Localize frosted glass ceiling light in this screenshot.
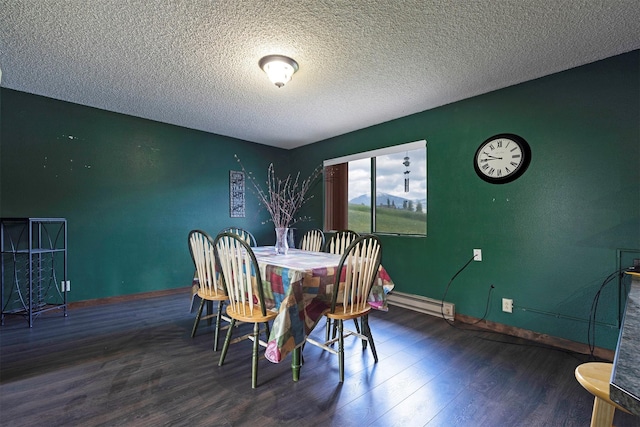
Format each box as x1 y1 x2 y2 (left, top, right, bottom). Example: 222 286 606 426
259 55 299 88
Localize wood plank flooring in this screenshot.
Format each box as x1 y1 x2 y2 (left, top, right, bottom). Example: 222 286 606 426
1 291 637 426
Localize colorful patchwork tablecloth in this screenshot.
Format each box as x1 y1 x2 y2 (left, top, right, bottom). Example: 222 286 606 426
191 246 394 364
252 247 394 363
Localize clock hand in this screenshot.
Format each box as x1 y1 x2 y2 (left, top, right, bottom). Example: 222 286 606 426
483 152 503 160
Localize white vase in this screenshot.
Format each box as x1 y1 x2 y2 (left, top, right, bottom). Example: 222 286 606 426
274 227 289 255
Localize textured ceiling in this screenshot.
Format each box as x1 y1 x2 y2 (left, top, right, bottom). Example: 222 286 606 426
1 1 639 149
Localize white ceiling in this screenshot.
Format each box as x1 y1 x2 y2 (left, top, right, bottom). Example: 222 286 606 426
1 1 639 149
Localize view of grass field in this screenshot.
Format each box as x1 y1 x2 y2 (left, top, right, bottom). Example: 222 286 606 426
348 204 426 235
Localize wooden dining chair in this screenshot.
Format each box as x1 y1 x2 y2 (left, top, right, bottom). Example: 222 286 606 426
324 229 361 338
214 232 278 388
324 229 359 255
306 234 382 382
219 226 257 247
188 230 230 351
299 229 325 252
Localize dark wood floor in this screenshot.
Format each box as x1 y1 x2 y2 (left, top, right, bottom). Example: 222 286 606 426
1 292 637 427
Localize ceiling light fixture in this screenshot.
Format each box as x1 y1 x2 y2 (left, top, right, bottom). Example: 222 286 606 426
259 55 299 88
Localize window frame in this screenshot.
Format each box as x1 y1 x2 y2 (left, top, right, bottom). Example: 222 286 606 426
323 140 427 236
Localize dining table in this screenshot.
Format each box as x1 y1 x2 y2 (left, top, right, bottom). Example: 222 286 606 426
192 245 395 381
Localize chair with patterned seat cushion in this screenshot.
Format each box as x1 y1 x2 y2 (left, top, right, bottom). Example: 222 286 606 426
214 232 278 388
306 234 382 382
188 230 230 351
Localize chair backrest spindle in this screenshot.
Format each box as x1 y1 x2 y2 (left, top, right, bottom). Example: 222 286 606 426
188 230 225 298
214 232 267 317
331 235 382 314
300 229 325 252
220 227 257 247
325 230 359 255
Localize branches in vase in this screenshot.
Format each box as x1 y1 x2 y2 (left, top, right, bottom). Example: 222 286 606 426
234 155 322 228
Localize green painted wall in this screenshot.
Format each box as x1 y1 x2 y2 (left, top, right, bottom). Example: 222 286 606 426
0 90 287 302
1 52 638 350
291 51 640 349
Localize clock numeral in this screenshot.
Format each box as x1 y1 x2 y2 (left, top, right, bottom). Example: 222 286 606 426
475 134 530 183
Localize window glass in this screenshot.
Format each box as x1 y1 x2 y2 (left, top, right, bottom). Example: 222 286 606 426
324 141 426 236
347 158 372 233
375 148 426 234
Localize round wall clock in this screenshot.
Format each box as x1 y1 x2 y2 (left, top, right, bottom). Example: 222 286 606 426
473 133 531 184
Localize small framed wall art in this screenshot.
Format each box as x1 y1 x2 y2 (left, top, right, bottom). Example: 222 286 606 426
229 170 245 217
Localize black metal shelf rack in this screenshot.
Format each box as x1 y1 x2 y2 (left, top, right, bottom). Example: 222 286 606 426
1 218 68 327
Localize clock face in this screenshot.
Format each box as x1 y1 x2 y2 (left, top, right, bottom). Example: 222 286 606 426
474 134 531 184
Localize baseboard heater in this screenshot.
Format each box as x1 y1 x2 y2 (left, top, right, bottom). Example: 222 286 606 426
386 291 455 321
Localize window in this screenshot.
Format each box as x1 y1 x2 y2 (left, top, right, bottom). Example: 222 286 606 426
324 140 427 236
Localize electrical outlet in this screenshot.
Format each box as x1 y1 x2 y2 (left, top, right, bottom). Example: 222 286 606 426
473 249 482 261
502 298 513 313
66 281 70 292
61 280 70 292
